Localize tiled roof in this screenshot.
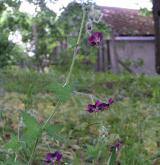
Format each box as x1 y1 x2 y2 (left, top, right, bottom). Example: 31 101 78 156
100 6 154 36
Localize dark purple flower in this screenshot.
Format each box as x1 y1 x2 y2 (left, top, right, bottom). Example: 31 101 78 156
86 100 110 113
95 100 102 107
111 140 123 152
45 153 51 163
108 98 114 105
44 151 62 164
87 104 96 113
88 32 103 46
98 102 109 110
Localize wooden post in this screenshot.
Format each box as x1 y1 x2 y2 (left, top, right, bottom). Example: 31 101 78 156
110 33 120 73
96 45 100 71
106 40 111 70
152 0 160 74
96 40 107 71
102 40 107 71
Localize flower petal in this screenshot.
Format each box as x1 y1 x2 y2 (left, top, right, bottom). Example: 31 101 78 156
87 32 103 46
98 103 109 110
108 98 114 105
87 104 96 113
95 100 102 107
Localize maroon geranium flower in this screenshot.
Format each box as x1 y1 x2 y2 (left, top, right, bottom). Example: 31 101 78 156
110 140 123 152
87 104 96 113
44 151 62 164
98 102 109 110
86 100 110 113
108 98 114 105
88 32 103 46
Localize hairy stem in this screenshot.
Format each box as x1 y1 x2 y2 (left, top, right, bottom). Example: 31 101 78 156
63 8 86 87
27 101 60 165
28 138 39 165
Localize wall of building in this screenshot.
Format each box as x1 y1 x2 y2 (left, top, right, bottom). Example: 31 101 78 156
109 38 156 74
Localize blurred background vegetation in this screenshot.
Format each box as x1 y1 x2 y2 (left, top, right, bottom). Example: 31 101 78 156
0 0 109 71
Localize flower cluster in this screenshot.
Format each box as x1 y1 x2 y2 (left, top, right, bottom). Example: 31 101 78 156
111 140 123 152
87 32 103 46
86 98 113 113
44 151 62 164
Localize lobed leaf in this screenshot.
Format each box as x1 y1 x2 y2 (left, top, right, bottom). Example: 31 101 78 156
48 82 72 102
21 112 41 145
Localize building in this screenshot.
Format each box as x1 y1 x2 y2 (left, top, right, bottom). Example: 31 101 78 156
97 6 155 74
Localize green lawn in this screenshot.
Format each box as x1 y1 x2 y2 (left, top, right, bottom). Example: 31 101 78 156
0 68 160 164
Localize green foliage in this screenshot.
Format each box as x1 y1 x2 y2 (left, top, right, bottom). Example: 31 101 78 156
31 8 61 59
44 124 64 140
107 148 116 165
0 0 28 68
86 143 107 160
5 135 20 152
0 33 13 68
139 8 152 16
48 82 72 102
0 0 61 69
21 112 41 145
1 68 160 164
0 158 21 165
152 150 160 160
58 2 83 38
3 69 54 94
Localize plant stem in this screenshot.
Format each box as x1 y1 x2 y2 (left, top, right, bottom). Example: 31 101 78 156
42 100 60 129
27 101 60 165
63 8 86 87
28 137 39 165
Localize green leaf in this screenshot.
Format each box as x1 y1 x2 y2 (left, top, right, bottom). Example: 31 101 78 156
67 36 77 48
151 150 160 160
48 82 72 102
21 112 41 145
86 144 99 159
44 124 64 140
2 159 21 165
107 147 117 165
5 135 20 151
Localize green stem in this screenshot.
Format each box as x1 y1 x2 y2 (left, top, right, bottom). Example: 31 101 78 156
28 138 39 165
63 8 86 87
27 101 60 165
42 101 60 129
107 148 116 165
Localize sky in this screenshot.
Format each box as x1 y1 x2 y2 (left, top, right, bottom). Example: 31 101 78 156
20 0 152 16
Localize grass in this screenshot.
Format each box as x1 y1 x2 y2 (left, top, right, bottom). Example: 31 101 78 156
0 67 160 164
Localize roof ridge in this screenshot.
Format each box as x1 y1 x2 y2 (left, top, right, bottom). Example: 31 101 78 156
98 6 139 11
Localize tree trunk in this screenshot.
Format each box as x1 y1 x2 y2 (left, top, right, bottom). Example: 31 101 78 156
152 0 160 74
